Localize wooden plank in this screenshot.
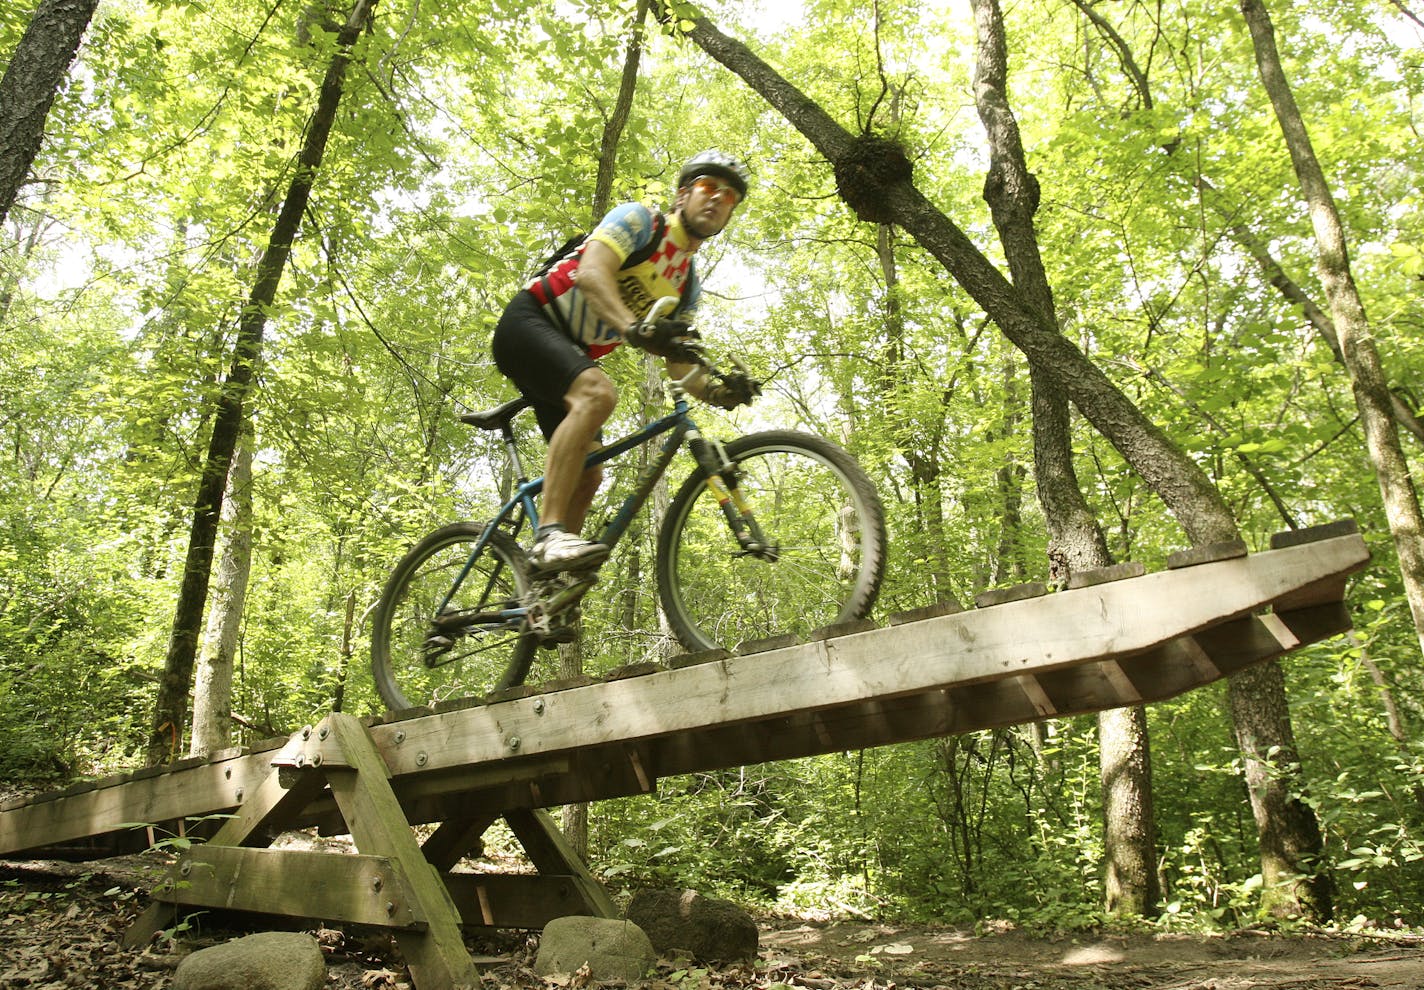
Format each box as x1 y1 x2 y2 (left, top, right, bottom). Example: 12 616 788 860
503 809 617 920
344 534 1365 780
0 732 301 857
323 714 478 990
0 534 1366 864
157 846 426 929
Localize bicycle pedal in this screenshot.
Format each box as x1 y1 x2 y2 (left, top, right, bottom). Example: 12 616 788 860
538 625 579 648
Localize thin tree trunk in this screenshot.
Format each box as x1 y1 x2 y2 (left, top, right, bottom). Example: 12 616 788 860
0 0 98 226
558 0 650 857
970 0 1159 917
1240 0 1424 666
1209 195 1424 445
189 425 254 757
147 0 377 765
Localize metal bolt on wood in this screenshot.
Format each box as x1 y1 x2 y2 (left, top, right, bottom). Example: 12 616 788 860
302 725 312 740
533 698 545 715
394 731 406 744
507 736 521 751
416 752 428 767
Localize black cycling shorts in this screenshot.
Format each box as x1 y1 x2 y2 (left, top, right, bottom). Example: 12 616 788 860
492 290 600 440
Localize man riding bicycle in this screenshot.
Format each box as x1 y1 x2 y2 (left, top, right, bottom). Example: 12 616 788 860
492 149 760 574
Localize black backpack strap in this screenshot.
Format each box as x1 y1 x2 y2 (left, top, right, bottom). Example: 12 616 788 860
621 212 666 269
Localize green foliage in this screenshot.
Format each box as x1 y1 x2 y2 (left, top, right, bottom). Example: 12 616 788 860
3 0 1424 935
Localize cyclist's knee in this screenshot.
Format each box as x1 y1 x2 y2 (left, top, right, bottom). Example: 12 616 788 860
566 368 617 421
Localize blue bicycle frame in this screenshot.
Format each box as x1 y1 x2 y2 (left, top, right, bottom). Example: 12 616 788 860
437 390 763 629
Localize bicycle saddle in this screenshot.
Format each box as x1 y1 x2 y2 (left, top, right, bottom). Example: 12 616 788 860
460 396 533 432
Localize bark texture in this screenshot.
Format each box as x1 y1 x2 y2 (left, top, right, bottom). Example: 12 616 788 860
189 428 253 758
147 0 377 764
970 0 1158 916
0 0 99 225
1241 0 1424 668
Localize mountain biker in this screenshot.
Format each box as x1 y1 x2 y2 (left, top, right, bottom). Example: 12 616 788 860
492 150 760 574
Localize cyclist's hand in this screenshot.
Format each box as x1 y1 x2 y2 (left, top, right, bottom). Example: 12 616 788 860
625 316 700 359
704 371 761 410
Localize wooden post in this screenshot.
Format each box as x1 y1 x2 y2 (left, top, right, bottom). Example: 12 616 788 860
323 713 479 990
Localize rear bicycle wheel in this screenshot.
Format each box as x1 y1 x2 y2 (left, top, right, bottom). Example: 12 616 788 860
371 522 536 711
656 430 887 654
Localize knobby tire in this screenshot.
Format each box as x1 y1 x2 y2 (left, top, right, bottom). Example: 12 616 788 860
371 522 536 711
656 430 887 654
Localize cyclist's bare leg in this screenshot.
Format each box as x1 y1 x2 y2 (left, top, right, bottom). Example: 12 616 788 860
541 366 615 535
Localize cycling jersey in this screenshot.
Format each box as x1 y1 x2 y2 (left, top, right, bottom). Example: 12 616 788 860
528 203 702 359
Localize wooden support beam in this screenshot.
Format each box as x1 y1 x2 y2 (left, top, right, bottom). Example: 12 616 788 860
422 812 500 874
322 714 478 990
503 809 617 920
158 846 427 929
444 873 595 930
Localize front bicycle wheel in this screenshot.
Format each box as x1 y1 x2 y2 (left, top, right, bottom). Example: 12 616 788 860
371 522 537 711
656 430 887 654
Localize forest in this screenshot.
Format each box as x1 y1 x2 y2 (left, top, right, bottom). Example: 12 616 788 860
2 0 1424 938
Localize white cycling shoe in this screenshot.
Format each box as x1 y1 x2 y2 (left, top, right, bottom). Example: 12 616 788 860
530 530 609 574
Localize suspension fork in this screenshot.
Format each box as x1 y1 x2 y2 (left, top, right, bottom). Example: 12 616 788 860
685 432 779 560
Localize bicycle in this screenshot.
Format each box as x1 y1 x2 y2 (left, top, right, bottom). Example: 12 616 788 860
370 302 888 712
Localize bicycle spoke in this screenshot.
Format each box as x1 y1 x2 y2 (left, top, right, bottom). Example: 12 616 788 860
371 524 537 710
658 432 886 653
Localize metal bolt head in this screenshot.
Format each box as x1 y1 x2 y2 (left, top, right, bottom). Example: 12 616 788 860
179 860 192 877
318 725 329 741
416 752 428 767
507 736 521 751
301 725 312 740
313 753 324 768
533 698 546 715
385 901 396 915
372 876 384 892
394 730 406 744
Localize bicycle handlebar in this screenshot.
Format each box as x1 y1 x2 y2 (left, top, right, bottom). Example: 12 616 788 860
630 298 761 408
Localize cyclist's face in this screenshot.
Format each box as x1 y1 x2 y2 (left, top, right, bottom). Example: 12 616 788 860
679 175 739 240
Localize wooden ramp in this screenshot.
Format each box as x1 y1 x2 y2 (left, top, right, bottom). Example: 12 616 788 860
0 522 1368 990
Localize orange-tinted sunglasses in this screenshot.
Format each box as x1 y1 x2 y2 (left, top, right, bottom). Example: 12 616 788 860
690 175 743 206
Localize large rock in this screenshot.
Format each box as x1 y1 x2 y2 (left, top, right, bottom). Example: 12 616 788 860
535 915 657 982
625 888 759 962
173 932 325 990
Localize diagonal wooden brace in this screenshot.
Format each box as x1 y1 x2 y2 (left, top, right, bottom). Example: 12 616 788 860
322 713 478 990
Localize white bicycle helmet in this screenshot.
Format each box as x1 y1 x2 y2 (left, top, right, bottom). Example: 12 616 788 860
678 150 752 199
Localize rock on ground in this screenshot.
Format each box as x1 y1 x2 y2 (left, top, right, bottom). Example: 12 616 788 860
535 915 657 982
173 931 325 990
626 888 759 961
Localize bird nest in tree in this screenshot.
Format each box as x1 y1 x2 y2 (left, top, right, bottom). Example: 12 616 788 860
834 135 914 224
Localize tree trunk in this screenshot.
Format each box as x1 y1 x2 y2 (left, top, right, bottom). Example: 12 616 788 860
1241 0 1424 667
189 425 254 758
558 0 650 858
146 0 377 765
665 0 1332 920
970 0 1158 917
0 0 98 226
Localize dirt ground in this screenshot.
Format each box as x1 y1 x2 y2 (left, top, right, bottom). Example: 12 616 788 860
3 854 1424 990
